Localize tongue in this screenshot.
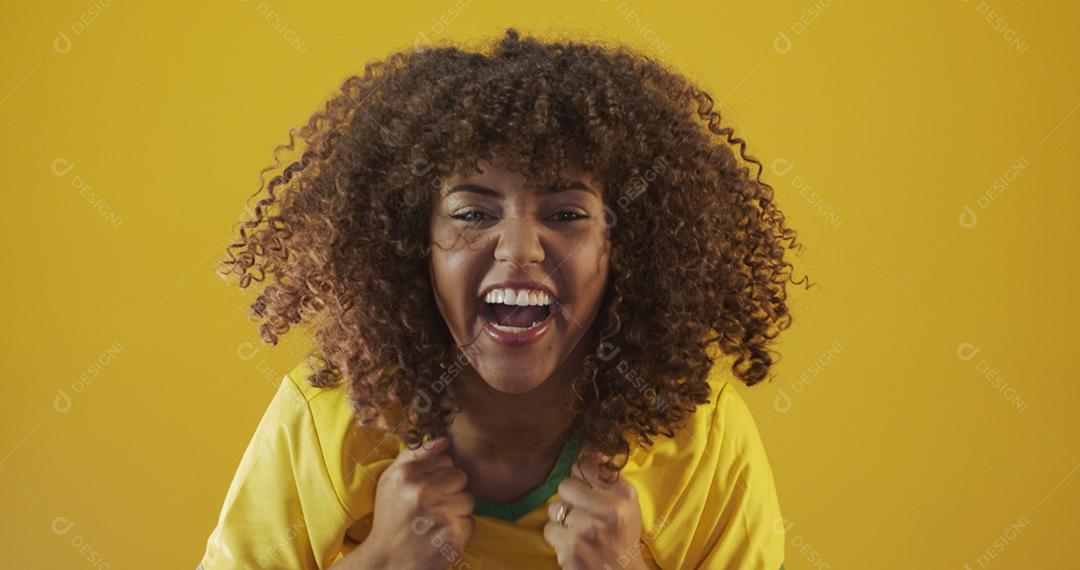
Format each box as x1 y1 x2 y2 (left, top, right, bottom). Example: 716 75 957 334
491 303 547 327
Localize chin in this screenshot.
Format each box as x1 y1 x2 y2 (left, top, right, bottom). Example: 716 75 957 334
478 368 550 395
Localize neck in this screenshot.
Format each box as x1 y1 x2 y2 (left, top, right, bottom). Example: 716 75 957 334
448 367 578 464
446 326 599 472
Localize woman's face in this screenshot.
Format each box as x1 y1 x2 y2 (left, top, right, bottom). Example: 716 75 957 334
429 156 611 395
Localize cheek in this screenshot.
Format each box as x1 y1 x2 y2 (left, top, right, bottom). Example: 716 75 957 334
429 230 486 322
431 252 466 305
563 240 611 308
429 223 463 286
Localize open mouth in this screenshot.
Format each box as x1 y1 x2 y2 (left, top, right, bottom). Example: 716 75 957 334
481 301 553 332
475 287 557 345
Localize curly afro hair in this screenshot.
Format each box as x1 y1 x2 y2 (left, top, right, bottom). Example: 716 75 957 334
219 27 809 480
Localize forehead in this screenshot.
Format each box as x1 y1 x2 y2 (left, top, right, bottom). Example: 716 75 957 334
442 157 603 198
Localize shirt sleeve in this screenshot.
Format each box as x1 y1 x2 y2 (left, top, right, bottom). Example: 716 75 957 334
692 383 786 569
198 373 350 570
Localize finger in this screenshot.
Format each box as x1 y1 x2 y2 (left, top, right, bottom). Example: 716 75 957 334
542 518 571 551
438 490 475 517
557 476 611 517
543 519 582 569
546 500 569 525
461 513 475 534
453 514 476 546
548 499 590 533
427 466 469 495
418 453 454 474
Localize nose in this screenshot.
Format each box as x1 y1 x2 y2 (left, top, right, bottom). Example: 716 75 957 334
494 217 546 266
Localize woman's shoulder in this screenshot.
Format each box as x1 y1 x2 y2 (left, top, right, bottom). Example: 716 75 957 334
200 359 405 569
279 359 405 523
622 356 757 476
624 357 786 569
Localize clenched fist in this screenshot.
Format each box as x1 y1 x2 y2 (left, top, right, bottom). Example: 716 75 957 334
543 448 648 570
334 435 475 570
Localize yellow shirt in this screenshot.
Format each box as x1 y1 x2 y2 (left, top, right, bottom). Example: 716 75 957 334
198 357 786 569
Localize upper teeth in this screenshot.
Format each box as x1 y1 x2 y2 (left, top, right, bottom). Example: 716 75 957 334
484 288 554 306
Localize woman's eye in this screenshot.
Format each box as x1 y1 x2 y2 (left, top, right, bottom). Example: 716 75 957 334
552 211 589 222
450 210 588 224
451 210 492 223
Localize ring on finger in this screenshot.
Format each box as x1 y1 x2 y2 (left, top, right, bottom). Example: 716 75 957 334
555 502 572 528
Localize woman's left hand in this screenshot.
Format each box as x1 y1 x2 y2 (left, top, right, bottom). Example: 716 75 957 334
543 447 649 570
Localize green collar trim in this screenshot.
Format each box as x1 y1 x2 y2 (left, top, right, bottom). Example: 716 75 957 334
472 423 585 523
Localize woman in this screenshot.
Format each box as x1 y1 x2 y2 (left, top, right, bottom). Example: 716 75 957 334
200 28 804 569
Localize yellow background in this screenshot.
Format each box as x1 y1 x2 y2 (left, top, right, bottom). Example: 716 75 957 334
2 0 1077 567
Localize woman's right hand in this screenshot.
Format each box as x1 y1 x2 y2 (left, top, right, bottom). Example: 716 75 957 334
337 435 475 570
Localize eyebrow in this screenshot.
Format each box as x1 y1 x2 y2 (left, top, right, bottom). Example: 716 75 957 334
446 180 599 198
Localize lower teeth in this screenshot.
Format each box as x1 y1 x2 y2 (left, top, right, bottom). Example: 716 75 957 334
490 320 543 333
483 302 552 333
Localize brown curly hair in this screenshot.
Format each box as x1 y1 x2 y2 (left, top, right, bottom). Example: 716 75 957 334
218 27 809 481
